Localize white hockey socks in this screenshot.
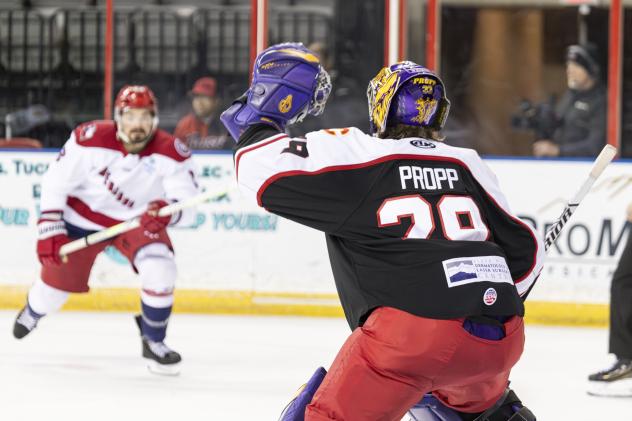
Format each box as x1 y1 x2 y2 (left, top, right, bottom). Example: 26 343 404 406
28 278 70 316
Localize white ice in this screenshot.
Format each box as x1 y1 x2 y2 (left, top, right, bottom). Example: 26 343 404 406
1 311 631 420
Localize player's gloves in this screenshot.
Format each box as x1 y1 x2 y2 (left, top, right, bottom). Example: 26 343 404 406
37 210 71 267
140 200 171 234
221 42 332 142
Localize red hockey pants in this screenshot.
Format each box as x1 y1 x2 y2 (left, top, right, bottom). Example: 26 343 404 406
305 306 525 420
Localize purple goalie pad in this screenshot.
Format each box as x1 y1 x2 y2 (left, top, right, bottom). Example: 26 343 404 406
407 394 463 421
278 367 327 421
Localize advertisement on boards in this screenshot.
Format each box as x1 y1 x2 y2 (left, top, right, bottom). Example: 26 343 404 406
0 151 629 304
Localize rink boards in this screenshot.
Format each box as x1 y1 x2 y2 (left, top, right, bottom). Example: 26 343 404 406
1 149 630 326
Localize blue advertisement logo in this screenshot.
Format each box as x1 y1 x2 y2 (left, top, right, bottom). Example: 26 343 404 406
0 207 29 226
212 213 278 231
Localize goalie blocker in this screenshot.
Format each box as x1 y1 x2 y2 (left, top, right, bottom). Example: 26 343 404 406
220 42 331 140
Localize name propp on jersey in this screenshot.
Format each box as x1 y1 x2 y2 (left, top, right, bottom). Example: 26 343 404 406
398 165 459 191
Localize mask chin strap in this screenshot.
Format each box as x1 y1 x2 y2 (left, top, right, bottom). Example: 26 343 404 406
114 111 159 145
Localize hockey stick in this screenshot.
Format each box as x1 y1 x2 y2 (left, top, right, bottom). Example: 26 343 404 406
58 188 230 258
544 144 617 251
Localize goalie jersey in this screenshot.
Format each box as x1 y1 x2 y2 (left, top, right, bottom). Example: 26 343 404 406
235 125 545 329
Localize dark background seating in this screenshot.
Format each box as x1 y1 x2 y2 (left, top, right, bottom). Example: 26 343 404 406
0 0 352 146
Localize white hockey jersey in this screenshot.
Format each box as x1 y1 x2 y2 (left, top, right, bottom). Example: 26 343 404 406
40 120 199 231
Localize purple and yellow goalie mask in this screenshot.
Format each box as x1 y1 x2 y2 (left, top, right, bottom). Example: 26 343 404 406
367 61 450 136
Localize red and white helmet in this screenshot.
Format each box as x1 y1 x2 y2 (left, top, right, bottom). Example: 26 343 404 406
114 85 159 143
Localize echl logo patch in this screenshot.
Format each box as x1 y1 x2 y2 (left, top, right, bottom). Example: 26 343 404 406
174 138 191 158
483 288 497 306
410 139 436 149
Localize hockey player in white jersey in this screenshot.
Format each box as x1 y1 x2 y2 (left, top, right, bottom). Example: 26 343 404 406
222 44 543 420
12 85 199 375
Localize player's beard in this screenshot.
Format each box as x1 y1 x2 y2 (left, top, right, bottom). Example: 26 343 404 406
123 129 151 154
194 110 213 120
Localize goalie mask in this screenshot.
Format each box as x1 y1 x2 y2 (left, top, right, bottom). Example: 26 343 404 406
367 61 450 136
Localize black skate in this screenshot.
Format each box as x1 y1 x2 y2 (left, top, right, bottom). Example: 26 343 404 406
134 314 181 376
587 358 632 397
13 307 40 339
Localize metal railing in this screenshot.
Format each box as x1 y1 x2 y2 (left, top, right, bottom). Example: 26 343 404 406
0 5 333 125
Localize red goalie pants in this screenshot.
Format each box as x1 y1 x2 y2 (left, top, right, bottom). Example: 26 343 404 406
41 226 173 293
305 306 525 421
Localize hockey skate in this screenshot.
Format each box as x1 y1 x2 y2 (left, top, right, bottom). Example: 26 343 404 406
587 358 632 397
134 315 181 376
13 306 40 339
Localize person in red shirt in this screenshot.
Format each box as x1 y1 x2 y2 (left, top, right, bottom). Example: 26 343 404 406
174 77 231 150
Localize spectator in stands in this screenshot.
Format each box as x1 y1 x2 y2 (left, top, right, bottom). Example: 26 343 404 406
3 104 71 148
532 43 606 157
291 41 368 136
174 77 231 150
587 201 632 396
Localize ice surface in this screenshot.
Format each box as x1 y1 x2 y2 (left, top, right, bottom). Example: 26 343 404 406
1 311 630 420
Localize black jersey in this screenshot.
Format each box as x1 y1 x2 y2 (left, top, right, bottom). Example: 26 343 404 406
235 125 545 329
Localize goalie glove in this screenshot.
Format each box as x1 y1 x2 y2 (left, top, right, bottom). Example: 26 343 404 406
221 42 332 142
37 210 70 267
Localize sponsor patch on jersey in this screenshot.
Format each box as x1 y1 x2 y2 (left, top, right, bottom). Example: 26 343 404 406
409 139 436 149
174 138 191 158
78 123 97 142
442 256 513 288
483 288 497 306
